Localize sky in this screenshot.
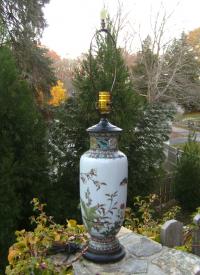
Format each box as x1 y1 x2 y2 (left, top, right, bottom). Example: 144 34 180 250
41 0 200 59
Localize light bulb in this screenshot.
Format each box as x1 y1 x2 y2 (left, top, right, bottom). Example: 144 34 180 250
100 8 107 20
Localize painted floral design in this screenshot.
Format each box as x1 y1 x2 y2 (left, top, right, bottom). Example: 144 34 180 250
80 199 100 232
120 177 128 186
81 186 126 237
80 169 107 191
85 188 92 207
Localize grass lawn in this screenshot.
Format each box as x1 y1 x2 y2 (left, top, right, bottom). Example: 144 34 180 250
172 143 185 150
174 112 200 131
172 141 200 150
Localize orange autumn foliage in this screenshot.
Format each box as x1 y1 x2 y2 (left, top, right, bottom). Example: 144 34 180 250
187 28 200 57
48 80 68 106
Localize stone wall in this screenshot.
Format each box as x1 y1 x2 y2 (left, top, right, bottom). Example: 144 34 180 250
73 227 200 275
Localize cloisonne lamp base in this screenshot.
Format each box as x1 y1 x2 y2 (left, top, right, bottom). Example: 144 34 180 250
80 118 128 264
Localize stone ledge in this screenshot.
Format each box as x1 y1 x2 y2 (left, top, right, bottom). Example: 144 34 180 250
73 227 200 275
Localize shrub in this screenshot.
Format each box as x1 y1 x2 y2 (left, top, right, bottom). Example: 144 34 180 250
175 139 200 211
0 46 50 271
6 199 87 275
125 194 180 242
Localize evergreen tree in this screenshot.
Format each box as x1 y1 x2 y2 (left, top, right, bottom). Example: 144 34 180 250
0 47 50 270
0 0 55 97
175 139 200 211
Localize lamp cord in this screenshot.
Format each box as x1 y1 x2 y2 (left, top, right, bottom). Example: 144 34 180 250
47 242 84 256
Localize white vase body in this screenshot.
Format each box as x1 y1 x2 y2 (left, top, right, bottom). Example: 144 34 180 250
80 119 128 262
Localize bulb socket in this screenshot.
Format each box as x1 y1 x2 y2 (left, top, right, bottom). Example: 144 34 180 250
97 91 111 115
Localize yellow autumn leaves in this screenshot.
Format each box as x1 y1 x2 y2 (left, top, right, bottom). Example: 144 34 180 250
6 198 87 274
35 80 69 107
7 219 85 266
48 80 68 106
67 219 77 228
8 247 21 266
187 28 200 59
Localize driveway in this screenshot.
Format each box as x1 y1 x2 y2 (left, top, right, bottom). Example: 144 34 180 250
169 126 200 145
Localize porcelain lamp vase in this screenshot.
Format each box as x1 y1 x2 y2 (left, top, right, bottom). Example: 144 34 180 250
80 117 128 263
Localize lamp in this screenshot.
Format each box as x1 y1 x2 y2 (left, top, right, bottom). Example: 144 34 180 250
80 8 128 263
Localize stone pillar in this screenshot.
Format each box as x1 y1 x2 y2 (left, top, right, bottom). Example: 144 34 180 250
192 214 200 256
160 219 183 247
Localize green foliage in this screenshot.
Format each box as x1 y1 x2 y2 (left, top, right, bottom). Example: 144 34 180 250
0 0 55 97
0 46 50 271
74 19 141 152
162 205 182 223
80 199 99 231
175 138 200 211
174 206 200 253
0 0 50 42
6 199 87 275
0 18 8 46
175 245 190 252
125 194 180 242
14 43 56 97
47 99 82 223
73 24 140 141
125 194 160 240
191 207 200 222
